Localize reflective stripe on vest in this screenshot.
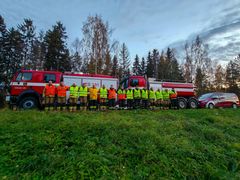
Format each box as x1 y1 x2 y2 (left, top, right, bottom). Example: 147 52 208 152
141 90 148 99
100 88 108 98
134 89 141 98
149 90 156 99
126 90 133 99
79 86 88 97
155 91 163 100
70 86 79 97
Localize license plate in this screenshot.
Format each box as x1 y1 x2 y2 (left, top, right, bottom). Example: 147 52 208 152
5 96 10 102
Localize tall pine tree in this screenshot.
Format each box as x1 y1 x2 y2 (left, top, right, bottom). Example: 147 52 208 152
18 19 36 69
119 43 130 79
139 57 146 76
0 15 7 83
111 55 119 77
132 54 141 75
146 51 154 78
4 28 24 84
44 22 70 71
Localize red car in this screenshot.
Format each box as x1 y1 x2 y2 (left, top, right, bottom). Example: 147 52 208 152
198 92 239 109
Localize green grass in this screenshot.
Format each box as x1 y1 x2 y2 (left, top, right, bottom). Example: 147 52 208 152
0 109 240 179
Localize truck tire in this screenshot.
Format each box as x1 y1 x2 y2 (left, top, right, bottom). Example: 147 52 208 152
208 103 214 109
178 97 187 109
232 103 238 109
188 98 198 109
19 97 38 109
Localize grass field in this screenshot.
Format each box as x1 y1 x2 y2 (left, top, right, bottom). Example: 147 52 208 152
0 108 240 179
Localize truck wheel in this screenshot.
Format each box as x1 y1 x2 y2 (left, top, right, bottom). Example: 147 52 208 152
178 98 187 109
208 103 214 109
188 98 198 109
232 103 237 109
19 97 38 109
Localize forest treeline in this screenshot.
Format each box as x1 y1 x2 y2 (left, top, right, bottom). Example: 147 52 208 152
0 15 239 96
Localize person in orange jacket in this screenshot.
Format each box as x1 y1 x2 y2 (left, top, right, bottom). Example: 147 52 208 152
169 88 178 109
42 80 56 111
56 81 69 111
108 85 117 110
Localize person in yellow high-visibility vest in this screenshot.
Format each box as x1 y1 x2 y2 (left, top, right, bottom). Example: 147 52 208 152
162 89 170 110
155 88 163 109
99 84 108 111
141 88 148 109
126 88 134 109
133 86 141 109
89 84 98 111
149 87 156 110
78 83 88 111
69 83 79 112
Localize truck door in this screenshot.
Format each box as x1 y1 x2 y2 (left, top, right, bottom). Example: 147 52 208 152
12 72 33 95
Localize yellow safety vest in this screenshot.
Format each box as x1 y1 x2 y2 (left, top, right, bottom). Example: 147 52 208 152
79 86 88 97
70 86 79 98
99 88 108 99
126 90 133 99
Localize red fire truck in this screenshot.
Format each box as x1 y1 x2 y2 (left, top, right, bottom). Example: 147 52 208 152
7 70 198 109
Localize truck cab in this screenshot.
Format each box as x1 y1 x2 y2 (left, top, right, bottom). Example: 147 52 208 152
9 70 62 109
121 76 147 89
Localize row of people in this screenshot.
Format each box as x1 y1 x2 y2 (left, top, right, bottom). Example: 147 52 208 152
42 81 178 111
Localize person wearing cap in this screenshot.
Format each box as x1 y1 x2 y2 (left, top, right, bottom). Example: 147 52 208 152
79 83 88 111
99 84 108 110
42 80 56 111
89 84 98 110
108 85 117 110
69 82 79 112
56 81 69 111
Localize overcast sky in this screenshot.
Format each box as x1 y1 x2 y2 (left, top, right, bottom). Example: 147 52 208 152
0 0 240 64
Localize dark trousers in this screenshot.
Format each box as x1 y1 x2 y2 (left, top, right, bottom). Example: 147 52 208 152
109 99 115 108
134 98 141 109
89 100 97 110
119 99 125 108
142 99 148 109
170 98 178 109
127 99 133 109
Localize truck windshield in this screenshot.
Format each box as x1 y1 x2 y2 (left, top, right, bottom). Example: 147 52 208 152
16 72 32 81
198 93 213 100
130 79 139 87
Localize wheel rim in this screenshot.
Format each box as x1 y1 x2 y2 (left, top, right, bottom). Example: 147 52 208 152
179 101 186 109
209 104 214 109
190 101 197 109
23 100 35 109
233 104 237 109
